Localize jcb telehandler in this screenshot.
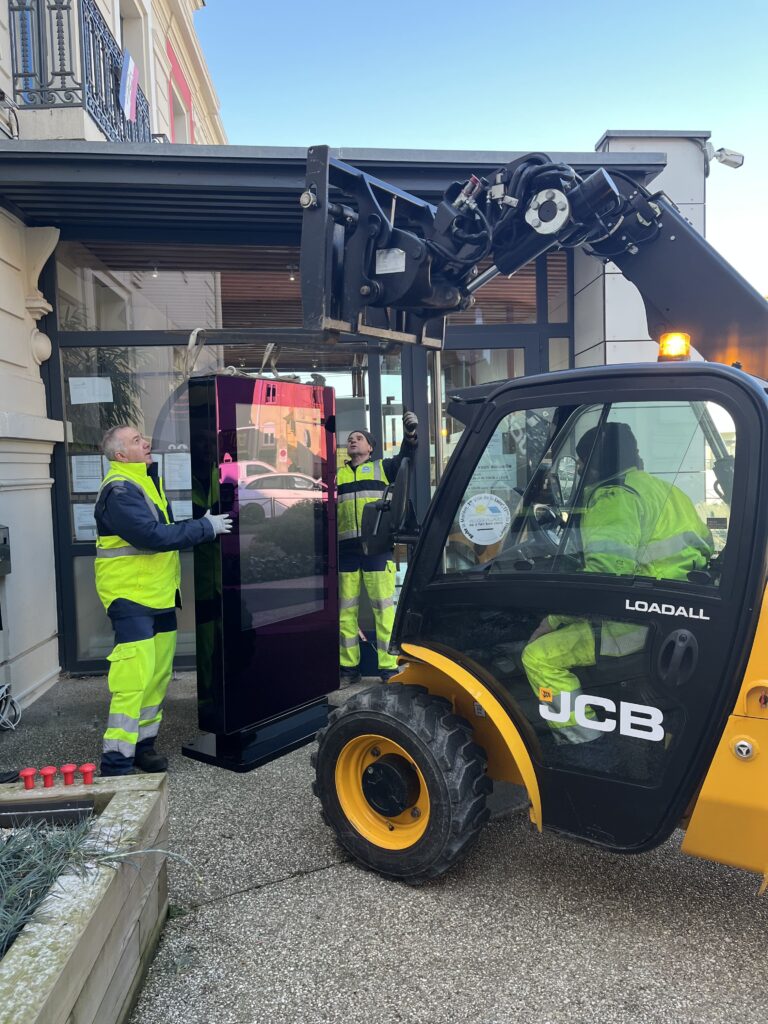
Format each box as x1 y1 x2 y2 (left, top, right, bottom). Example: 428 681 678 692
301 146 768 885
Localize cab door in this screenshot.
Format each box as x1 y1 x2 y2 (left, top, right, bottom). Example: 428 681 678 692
396 365 767 851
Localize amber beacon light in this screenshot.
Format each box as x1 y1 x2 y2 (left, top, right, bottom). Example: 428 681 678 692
658 332 691 362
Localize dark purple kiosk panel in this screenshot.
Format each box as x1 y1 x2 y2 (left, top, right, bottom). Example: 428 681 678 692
184 374 338 770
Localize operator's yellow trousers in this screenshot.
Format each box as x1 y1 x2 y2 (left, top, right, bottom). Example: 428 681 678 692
102 611 177 774
521 620 598 743
339 551 398 672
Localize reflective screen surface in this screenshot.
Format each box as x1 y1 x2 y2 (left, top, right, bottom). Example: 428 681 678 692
190 375 338 735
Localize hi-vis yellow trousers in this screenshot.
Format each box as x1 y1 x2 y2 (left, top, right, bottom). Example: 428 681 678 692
339 551 398 673
522 620 598 744
102 611 177 774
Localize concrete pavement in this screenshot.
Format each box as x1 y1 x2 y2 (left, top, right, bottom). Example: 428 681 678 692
1 672 766 1024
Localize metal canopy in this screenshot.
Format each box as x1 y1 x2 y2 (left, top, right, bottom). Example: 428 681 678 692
0 140 667 245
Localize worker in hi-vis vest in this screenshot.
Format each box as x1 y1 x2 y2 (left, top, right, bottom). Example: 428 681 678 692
337 412 418 683
94 425 231 776
522 422 713 743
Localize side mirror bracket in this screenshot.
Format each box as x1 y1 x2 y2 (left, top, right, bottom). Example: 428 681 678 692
361 458 416 555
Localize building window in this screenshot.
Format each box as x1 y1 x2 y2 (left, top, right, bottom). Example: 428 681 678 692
170 85 190 143
448 259 537 326
547 251 569 323
119 0 148 96
166 39 194 143
55 241 304 331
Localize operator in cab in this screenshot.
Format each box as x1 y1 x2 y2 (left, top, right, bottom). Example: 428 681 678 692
338 412 418 684
522 422 714 743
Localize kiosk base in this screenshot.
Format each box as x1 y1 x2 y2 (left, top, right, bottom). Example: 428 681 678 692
182 699 330 773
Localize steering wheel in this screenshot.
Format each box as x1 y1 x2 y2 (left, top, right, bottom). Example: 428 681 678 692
530 502 565 553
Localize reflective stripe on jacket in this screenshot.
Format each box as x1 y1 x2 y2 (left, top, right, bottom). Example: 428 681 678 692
580 468 713 580
549 468 713 656
337 459 390 545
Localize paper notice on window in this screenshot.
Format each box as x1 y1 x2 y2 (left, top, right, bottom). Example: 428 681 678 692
172 500 193 521
69 377 114 405
71 455 105 493
73 504 97 542
163 452 192 490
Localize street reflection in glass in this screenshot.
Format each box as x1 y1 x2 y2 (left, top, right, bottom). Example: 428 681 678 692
233 386 330 631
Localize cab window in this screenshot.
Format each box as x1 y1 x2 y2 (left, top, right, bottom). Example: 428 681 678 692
443 405 558 573
443 399 735 585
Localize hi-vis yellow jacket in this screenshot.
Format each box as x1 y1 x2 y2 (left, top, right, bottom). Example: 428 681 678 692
549 468 714 655
336 436 418 552
337 459 391 548
94 461 214 612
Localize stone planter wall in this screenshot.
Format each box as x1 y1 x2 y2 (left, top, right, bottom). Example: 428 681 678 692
0 774 169 1024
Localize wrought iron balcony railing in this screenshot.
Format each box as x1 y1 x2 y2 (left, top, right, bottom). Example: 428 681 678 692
9 0 152 143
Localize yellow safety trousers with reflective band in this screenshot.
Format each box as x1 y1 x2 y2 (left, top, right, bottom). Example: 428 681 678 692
103 628 176 759
525 469 713 741
339 561 398 671
522 621 598 743
95 462 180 611
337 459 390 543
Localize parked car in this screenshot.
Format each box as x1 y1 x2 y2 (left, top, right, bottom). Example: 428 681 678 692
220 455 275 486
238 472 326 524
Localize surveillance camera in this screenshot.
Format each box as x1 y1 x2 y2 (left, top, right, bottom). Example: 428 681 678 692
714 147 745 169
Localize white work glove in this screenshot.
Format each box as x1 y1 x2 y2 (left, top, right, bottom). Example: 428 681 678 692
204 509 233 536
403 411 418 438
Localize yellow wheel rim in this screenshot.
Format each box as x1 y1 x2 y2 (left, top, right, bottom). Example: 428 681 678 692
335 734 431 850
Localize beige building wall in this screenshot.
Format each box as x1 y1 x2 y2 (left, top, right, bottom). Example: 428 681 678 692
0 0 224 705
3 0 225 145
573 132 709 368
151 0 226 144
0 216 63 705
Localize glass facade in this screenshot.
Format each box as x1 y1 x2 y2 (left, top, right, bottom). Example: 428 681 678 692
56 241 304 331
58 339 375 664
52 239 573 671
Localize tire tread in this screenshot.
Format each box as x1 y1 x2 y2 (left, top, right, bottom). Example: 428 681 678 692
313 683 492 883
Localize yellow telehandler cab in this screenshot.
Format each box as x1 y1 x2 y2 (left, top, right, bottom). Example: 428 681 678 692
302 148 768 885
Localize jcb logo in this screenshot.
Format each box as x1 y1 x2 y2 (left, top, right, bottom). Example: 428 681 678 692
539 692 664 742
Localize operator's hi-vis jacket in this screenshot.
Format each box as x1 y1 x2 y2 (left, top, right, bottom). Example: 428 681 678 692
95 460 214 614
337 436 417 553
548 467 714 654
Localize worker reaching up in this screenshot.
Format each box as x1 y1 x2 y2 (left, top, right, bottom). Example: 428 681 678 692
522 422 713 744
338 412 418 684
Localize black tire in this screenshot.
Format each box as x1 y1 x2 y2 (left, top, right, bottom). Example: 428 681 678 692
312 683 492 883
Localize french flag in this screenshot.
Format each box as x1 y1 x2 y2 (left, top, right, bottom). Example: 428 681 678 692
119 51 139 122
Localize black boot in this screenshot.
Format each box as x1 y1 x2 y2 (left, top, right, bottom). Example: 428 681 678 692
0 769 19 784
134 747 168 773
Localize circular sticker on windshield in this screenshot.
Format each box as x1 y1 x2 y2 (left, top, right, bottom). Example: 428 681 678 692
458 493 511 545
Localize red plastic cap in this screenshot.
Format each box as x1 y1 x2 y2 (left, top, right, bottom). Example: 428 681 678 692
78 762 96 784
40 766 57 788
19 767 37 790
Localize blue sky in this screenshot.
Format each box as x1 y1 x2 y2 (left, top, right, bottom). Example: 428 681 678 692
195 0 767 293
